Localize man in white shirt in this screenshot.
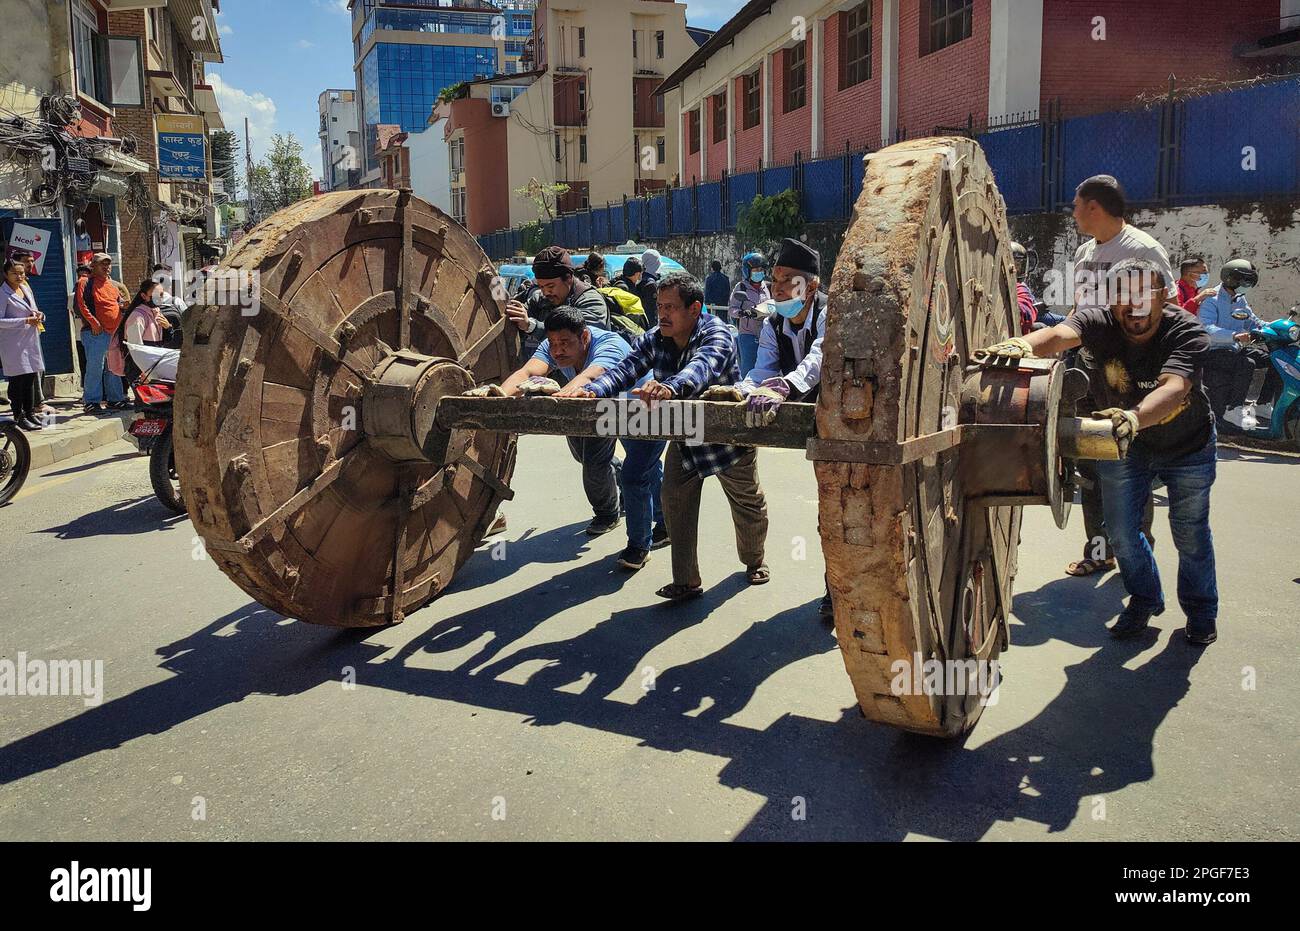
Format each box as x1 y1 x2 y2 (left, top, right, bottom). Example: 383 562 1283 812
709 237 829 617
1066 175 1168 578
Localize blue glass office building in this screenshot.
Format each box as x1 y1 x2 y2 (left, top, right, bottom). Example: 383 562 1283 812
352 1 535 176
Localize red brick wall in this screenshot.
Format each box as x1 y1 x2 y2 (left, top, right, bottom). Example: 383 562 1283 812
897 0 990 137
770 41 813 164
1039 0 1284 117
706 93 728 181
822 7 882 154
733 73 763 174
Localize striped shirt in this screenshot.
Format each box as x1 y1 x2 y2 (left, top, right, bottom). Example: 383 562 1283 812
587 311 745 478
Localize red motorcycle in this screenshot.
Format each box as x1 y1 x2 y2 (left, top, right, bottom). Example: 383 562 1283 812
127 380 184 513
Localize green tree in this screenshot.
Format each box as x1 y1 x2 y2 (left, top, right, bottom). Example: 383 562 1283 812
210 129 240 201
247 133 313 220
735 189 804 250
438 82 467 106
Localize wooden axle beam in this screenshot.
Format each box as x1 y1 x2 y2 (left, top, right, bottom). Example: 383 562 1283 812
434 396 818 450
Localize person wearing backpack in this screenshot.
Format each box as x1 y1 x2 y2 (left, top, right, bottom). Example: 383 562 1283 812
505 246 610 362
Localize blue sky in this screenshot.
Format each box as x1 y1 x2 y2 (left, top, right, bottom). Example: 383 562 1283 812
211 0 737 182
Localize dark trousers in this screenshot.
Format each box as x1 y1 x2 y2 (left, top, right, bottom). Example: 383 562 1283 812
6 372 39 422
566 435 621 521
1203 346 1270 418
1077 458 1154 562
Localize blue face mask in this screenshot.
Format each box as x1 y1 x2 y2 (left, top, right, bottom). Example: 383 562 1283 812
1196 273 1210 288
773 297 803 318
749 270 765 283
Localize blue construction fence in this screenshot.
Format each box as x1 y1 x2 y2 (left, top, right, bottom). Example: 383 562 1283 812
479 77 1300 259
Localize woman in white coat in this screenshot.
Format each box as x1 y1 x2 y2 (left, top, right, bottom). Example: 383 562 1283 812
0 259 46 431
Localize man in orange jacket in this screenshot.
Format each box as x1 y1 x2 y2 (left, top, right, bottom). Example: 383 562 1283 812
75 252 129 412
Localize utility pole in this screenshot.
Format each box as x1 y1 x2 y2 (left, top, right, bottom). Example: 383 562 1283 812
244 116 256 224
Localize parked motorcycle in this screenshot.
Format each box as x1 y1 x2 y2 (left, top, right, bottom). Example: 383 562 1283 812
1223 307 1300 448
0 417 31 507
126 380 184 513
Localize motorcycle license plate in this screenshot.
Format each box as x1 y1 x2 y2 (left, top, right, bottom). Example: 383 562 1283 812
130 419 167 438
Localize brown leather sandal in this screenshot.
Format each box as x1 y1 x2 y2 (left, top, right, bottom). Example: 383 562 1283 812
1065 557 1115 577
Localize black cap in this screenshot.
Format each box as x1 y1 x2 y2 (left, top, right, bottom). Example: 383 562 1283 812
775 237 819 277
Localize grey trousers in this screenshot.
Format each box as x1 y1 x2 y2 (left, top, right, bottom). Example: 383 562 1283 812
662 443 768 586
567 435 621 521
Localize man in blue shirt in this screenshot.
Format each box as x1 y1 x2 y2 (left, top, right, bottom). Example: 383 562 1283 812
574 272 770 602
1197 259 1270 426
467 307 668 566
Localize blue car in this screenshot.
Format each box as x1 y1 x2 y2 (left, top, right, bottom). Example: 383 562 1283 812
497 252 687 298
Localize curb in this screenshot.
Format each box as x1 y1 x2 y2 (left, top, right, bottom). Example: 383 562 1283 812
26 412 136 469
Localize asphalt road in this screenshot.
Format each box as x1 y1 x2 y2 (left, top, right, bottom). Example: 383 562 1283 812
0 435 1295 840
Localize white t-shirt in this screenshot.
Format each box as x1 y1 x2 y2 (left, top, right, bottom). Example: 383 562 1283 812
1073 223 1175 315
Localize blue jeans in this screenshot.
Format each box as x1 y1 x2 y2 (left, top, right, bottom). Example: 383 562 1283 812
619 438 665 550
737 333 759 378
1095 439 1218 632
81 329 124 405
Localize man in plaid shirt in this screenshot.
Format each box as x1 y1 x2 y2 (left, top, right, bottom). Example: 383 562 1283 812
580 272 770 602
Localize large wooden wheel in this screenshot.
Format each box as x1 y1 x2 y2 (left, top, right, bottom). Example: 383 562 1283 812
176 191 517 627
816 138 1023 736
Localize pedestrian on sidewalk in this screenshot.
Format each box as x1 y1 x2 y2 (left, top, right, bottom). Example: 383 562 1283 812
576 272 770 602
978 258 1220 646
704 260 731 317
0 259 47 432
75 253 129 414
8 249 54 419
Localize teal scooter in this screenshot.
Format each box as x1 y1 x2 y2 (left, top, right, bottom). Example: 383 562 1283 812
1225 306 1300 449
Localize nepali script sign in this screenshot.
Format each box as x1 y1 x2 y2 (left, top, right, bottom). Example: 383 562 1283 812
156 113 207 181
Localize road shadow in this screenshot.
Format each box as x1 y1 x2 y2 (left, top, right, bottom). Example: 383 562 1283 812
1011 573 1128 648
0 568 1205 839
36 494 187 539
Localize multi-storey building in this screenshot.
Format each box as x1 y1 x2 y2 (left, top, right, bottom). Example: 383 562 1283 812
348 0 537 185
662 0 1295 184
106 0 225 289
442 0 696 235
0 0 217 383
318 89 360 191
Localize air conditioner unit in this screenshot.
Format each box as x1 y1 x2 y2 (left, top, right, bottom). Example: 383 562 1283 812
491 101 511 118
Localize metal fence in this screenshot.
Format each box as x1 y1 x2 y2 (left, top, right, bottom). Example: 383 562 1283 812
479 77 1300 259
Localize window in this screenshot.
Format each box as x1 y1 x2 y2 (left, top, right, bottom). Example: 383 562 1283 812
742 72 760 130
451 188 467 226
579 134 587 163
577 79 586 115
688 109 700 155
711 93 727 144
656 30 665 59
840 1 872 89
634 133 640 163
554 132 562 162
73 0 99 99
784 42 806 112
332 116 338 122
656 136 665 166
632 30 638 58
923 0 972 55
578 26 585 57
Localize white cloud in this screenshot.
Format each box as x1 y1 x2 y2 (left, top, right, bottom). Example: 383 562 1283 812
313 0 350 15
296 39 316 49
219 24 233 36
208 72 278 160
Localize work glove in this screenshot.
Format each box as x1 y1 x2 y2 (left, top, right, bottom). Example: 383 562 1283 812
700 385 744 402
972 336 1034 367
463 384 505 398
1092 407 1140 459
519 376 562 396
745 378 791 428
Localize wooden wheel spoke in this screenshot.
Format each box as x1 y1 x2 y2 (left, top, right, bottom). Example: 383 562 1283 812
458 317 506 371
206 454 348 555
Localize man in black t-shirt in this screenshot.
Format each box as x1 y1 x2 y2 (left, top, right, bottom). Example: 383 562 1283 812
976 258 1219 646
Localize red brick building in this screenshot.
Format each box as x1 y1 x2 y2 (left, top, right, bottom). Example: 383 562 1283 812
663 0 1292 183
